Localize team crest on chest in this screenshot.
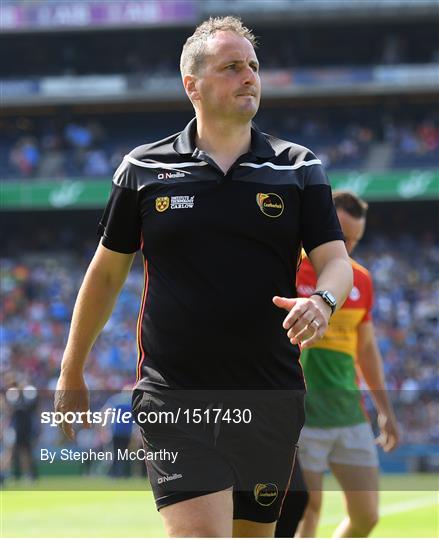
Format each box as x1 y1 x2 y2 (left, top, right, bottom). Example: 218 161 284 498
155 196 170 212
256 193 284 218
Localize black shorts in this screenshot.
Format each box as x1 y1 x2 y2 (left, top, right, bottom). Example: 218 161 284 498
132 389 305 523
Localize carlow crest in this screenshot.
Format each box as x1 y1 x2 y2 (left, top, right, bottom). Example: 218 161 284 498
155 196 170 212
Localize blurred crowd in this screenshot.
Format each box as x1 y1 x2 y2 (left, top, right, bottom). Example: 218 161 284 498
2 108 438 180
1 235 438 463
4 117 125 181
359 236 439 445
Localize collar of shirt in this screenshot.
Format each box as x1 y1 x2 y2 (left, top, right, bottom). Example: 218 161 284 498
173 117 276 161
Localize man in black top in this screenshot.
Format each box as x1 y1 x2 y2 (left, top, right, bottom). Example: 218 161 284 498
55 16 352 537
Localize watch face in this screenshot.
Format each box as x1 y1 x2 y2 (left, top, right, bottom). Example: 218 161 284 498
324 291 337 306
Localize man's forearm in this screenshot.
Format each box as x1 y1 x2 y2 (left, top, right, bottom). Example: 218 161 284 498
61 249 133 375
363 356 395 418
358 345 396 419
369 387 395 419
61 267 123 374
315 257 353 312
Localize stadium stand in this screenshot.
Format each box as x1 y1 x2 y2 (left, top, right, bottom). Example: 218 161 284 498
1 19 438 78
1 106 438 180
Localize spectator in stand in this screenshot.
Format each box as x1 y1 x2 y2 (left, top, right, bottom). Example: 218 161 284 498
9 137 40 178
84 148 111 177
417 121 439 153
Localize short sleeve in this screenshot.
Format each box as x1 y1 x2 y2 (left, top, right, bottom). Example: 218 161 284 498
97 160 141 254
300 154 344 254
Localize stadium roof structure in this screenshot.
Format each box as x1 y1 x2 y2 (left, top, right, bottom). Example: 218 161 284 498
203 0 439 22
1 0 438 33
1 0 197 34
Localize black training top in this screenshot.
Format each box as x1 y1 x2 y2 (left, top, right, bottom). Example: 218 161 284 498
98 118 344 392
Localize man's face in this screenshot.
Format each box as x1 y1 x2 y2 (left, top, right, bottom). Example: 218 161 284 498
336 209 366 255
189 31 261 122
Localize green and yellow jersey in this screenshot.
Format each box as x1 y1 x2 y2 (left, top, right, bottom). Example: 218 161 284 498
296 256 373 427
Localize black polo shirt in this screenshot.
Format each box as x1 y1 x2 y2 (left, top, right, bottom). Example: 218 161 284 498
98 118 343 392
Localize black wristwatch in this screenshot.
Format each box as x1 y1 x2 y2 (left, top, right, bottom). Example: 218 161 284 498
311 290 337 315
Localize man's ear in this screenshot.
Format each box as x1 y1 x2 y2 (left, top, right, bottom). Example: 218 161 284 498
183 74 200 103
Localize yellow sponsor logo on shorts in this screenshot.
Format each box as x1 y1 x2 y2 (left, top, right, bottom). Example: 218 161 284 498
253 482 279 506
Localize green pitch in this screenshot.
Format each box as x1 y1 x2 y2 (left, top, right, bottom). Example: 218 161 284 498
2 475 437 537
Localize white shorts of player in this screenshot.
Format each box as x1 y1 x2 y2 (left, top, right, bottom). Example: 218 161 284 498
298 422 379 472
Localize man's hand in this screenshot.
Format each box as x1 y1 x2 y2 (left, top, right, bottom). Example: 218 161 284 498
375 413 400 452
54 370 90 441
272 296 332 349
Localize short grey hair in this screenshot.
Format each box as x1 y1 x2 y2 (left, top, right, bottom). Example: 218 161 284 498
180 16 257 77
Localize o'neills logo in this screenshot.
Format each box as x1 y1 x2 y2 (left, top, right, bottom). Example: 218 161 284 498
256 193 284 218
157 473 182 484
253 483 279 506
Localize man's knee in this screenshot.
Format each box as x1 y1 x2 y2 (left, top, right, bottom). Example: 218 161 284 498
350 508 379 535
305 490 322 516
160 489 233 537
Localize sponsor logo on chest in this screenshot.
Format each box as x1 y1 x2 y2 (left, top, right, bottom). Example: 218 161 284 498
171 195 194 209
155 195 194 212
349 286 361 301
256 192 284 218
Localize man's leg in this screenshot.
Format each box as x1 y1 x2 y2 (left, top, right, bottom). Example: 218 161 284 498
231 393 306 538
233 519 276 537
295 469 324 537
133 391 235 536
330 463 379 538
12 443 22 480
275 459 309 538
294 426 333 538
160 487 233 537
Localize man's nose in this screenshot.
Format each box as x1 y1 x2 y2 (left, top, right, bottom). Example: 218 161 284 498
242 65 257 85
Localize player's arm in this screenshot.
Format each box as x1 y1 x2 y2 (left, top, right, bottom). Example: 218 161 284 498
357 321 400 451
273 153 353 348
274 240 352 349
55 242 135 439
308 239 352 313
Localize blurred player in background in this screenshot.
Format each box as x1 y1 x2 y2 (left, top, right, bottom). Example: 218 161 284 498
103 384 134 478
6 381 39 482
278 191 400 538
